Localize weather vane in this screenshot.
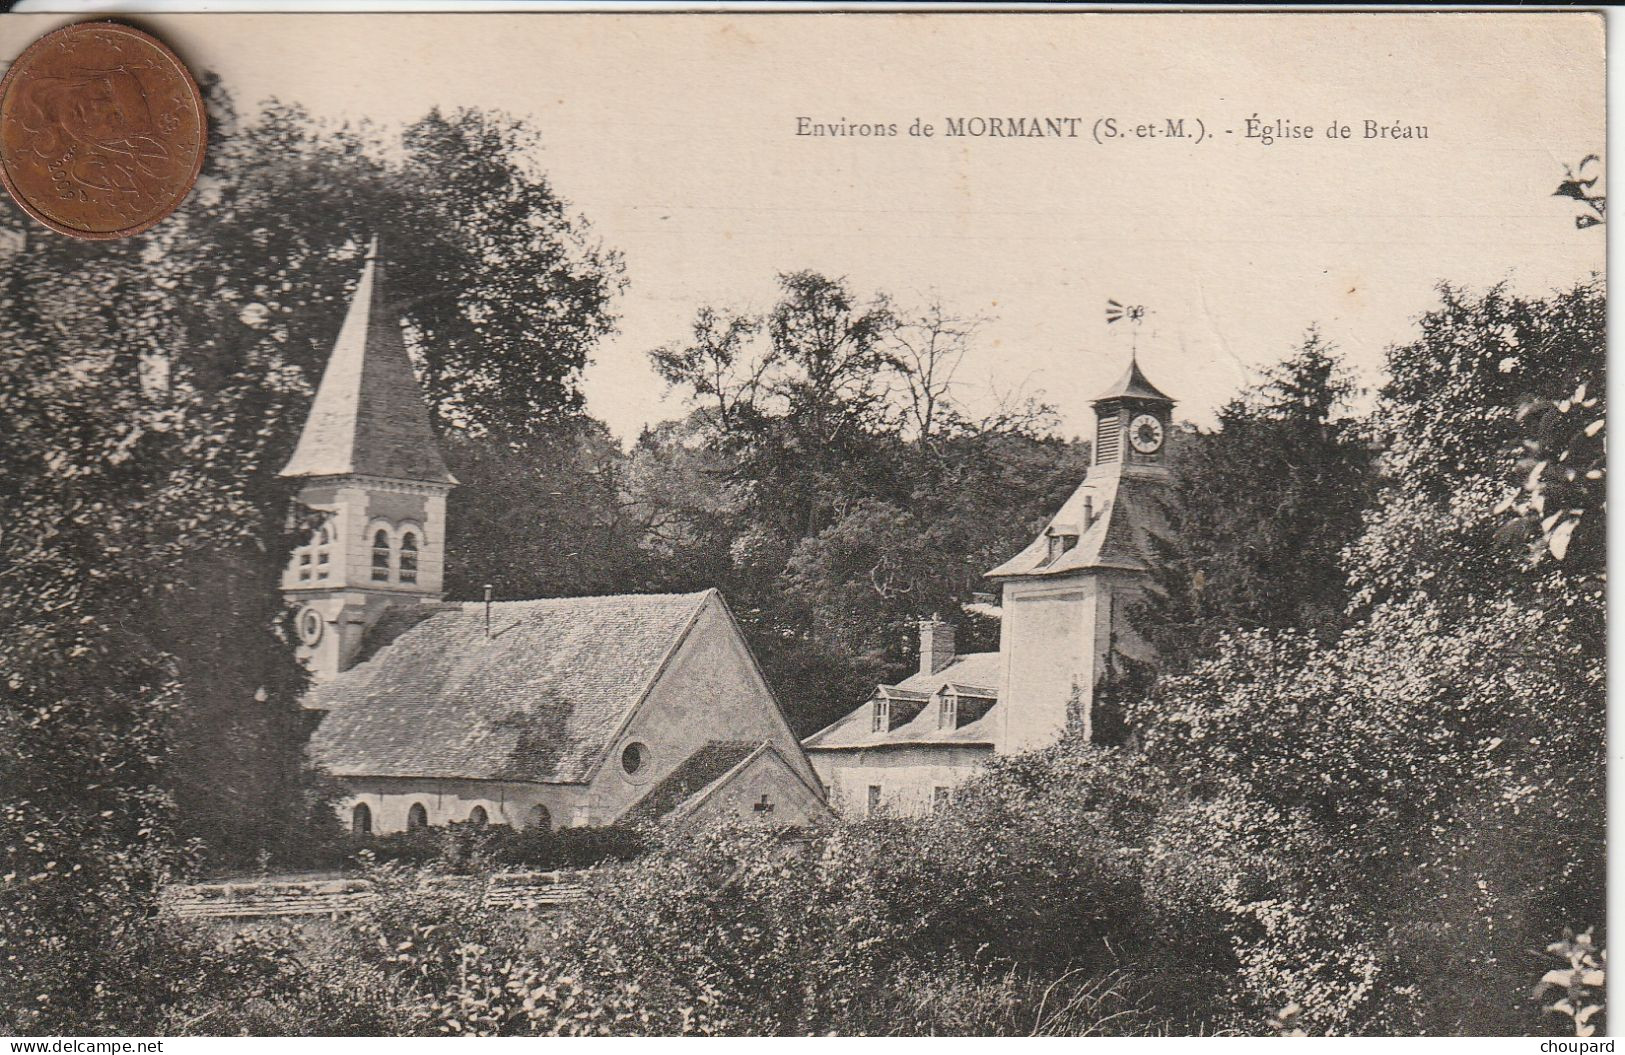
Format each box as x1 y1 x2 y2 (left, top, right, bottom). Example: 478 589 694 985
1105 299 1150 355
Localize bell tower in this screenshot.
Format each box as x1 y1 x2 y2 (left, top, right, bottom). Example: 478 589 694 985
280 238 458 682
985 354 1174 752
1089 355 1174 478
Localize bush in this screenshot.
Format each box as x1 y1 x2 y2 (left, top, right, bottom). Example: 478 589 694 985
357 822 652 875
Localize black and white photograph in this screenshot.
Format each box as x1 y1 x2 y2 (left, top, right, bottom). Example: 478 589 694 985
0 7 1607 1041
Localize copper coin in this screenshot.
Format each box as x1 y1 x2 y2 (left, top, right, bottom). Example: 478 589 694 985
0 21 205 239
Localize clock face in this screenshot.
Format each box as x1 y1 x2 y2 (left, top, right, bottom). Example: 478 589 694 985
297 606 324 646
1129 413 1165 454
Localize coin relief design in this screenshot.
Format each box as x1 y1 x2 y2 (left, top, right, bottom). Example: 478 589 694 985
0 21 205 239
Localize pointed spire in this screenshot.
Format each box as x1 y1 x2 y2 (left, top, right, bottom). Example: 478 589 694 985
1092 354 1174 405
280 237 457 485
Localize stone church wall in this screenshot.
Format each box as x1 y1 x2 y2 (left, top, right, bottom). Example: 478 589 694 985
589 597 818 823
677 749 830 827
337 776 587 835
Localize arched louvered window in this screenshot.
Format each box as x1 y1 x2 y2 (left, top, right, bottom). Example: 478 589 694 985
351 802 372 835
399 531 419 584
406 802 428 830
316 523 332 581
529 804 551 831
371 529 391 581
468 805 488 827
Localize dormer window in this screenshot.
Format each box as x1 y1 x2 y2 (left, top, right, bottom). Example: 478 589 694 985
399 531 419 584
1044 526 1080 565
937 691 957 730
371 529 391 581
871 698 889 733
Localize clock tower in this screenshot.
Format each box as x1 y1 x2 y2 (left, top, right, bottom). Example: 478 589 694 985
1089 355 1174 476
985 354 1174 752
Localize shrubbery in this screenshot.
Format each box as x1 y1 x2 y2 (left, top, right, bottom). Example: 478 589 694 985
152 748 1229 1037
353 822 651 875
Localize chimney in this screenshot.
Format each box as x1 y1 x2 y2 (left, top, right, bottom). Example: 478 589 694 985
919 617 956 676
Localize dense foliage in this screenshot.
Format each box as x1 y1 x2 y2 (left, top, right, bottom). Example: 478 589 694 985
139 748 1227 1037
1128 279 1605 1034
636 278 1089 732
1133 331 1378 666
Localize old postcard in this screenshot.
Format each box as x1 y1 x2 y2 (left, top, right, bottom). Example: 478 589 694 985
0 9 1605 1040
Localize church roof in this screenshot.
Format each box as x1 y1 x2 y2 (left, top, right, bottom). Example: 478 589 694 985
1093 356 1174 405
622 739 765 823
306 590 715 783
802 651 1003 751
279 240 457 485
983 470 1166 581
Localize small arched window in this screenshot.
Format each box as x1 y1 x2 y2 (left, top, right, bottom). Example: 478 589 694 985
399 531 419 584
468 805 488 827
529 804 551 831
351 802 372 835
316 523 332 581
406 802 428 830
371 529 391 581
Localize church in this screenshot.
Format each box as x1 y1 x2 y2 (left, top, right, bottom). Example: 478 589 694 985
802 357 1174 815
281 242 830 834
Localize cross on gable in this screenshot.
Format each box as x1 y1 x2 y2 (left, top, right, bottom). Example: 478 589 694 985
753 793 774 814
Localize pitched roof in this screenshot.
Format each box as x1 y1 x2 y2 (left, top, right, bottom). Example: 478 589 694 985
280 240 457 485
1093 356 1174 405
802 651 1003 751
306 591 714 783
983 469 1167 581
623 740 763 823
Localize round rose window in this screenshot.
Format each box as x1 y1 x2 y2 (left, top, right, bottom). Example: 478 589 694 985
298 607 323 645
621 742 648 775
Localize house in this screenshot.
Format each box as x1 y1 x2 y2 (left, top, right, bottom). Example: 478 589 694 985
282 240 829 833
804 356 1175 816
801 619 1000 816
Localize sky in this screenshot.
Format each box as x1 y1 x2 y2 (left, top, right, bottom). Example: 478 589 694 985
0 12 1605 443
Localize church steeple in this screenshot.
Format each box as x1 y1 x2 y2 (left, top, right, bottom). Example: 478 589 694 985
280 237 456 486
281 238 457 683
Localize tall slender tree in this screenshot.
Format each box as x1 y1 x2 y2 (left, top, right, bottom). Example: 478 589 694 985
1132 331 1377 671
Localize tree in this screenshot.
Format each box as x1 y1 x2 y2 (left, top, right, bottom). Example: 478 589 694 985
888 300 987 444
641 273 1089 732
1345 280 1603 632
648 307 774 440
155 100 624 444
1132 331 1377 670
1127 281 1606 1034
441 419 655 601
